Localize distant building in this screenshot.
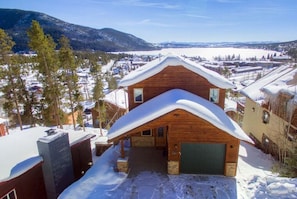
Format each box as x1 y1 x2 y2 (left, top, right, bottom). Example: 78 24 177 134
0 118 8 136
92 88 128 128
240 64 297 159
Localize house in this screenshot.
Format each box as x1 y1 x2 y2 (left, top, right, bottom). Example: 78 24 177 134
91 88 128 128
0 118 8 136
107 54 253 176
240 64 297 159
0 127 94 199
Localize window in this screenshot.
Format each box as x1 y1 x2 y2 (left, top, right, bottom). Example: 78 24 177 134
262 110 270 124
209 88 219 103
134 88 143 103
157 127 164 137
141 129 151 136
1 189 17 199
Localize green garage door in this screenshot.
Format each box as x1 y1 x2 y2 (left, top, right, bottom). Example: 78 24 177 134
181 143 226 174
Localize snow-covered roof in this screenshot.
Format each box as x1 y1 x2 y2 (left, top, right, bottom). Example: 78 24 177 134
103 89 128 109
81 89 128 110
118 54 235 89
224 98 237 112
0 126 93 182
240 64 296 102
108 89 253 143
261 68 297 98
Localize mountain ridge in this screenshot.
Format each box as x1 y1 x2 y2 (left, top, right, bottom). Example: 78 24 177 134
0 8 158 52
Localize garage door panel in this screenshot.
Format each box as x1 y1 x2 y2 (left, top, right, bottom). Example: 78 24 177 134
181 143 226 174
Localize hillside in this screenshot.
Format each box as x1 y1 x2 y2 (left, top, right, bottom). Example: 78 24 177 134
0 8 158 52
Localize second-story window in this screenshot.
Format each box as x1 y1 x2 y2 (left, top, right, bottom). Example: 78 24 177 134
1 189 17 199
209 88 219 103
262 110 270 124
134 88 143 103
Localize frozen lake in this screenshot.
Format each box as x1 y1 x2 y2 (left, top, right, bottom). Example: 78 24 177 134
122 47 279 61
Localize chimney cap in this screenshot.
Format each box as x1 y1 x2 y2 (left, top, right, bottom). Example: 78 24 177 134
45 128 56 136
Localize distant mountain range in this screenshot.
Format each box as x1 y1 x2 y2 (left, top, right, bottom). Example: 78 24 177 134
0 8 296 53
158 40 297 52
0 8 158 52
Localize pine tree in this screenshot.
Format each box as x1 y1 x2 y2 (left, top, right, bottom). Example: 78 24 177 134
76 103 85 132
93 76 106 136
58 35 79 130
106 75 118 90
27 20 63 128
283 146 297 177
0 29 25 130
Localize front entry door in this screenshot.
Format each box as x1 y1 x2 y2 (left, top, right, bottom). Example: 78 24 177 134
155 126 167 147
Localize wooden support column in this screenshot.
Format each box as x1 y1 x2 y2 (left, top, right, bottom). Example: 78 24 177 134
120 139 125 158
117 139 129 173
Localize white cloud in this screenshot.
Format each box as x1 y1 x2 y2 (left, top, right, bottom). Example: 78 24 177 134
109 0 180 9
216 0 242 3
183 14 211 19
119 18 175 27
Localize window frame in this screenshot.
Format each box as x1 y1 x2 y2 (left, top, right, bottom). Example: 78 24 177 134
157 127 164 137
262 110 270 124
209 88 220 103
133 88 143 103
141 129 152 136
1 189 17 199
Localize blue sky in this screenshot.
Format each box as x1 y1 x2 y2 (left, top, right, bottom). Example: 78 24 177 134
1 0 296 43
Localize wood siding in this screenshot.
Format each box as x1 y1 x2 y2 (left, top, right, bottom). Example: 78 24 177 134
0 162 46 199
114 109 240 175
127 66 225 110
71 138 93 180
92 102 126 128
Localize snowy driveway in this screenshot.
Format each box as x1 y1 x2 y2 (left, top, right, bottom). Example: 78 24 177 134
59 141 297 199
110 172 237 199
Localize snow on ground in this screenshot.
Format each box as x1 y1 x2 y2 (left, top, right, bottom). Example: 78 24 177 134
237 142 297 199
59 135 297 199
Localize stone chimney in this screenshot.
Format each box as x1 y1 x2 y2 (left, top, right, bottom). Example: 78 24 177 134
37 130 74 199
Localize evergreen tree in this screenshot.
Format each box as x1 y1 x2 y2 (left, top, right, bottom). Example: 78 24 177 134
106 75 118 90
27 20 63 128
58 35 79 130
283 146 297 177
93 76 106 135
76 103 85 132
0 29 24 130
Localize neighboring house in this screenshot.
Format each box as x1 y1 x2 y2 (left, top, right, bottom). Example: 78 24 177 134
107 54 253 176
271 55 292 62
240 64 297 159
92 88 128 128
0 118 8 136
0 127 93 199
65 109 79 125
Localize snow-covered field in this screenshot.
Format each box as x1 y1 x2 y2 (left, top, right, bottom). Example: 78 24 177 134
59 135 297 199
